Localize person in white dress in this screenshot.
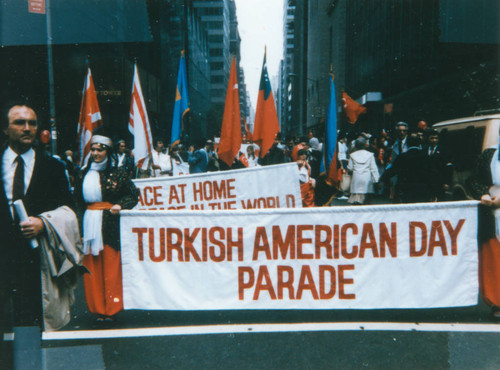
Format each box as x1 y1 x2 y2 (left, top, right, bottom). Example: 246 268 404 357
246 145 260 168
347 138 380 205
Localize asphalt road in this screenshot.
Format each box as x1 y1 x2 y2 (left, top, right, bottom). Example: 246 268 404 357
29 263 498 370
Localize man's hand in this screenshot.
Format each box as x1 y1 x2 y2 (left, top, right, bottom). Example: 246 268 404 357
20 217 44 239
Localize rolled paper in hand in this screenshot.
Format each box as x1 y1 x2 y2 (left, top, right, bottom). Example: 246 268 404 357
13 199 39 249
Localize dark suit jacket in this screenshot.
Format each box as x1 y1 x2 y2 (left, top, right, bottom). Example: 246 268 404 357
466 147 496 244
0 147 73 326
382 147 433 203
425 145 453 199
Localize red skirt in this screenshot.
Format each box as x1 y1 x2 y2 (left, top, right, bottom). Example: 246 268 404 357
83 245 123 316
480 238 500 307
301 182 315 207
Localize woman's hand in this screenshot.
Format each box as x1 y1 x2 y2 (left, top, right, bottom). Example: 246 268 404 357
491 196 500 208
110 204 122 215
480 194 500 208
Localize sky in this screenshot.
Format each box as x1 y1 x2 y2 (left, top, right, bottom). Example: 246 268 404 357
234 0 284 111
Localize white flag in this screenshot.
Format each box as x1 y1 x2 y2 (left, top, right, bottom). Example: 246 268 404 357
128 64 153 169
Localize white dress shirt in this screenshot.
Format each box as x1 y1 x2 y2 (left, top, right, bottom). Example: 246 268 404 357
2 147 35 216
151 150 172 177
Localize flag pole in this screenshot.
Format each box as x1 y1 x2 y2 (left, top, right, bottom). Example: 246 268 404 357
46 0 57 155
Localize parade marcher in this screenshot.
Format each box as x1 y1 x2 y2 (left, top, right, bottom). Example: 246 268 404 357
296 148 315 207
425 129 452 201
188 138 209 173
246 144 260 168
170 144 190 176
347 138 379 205
336 132 350 200
308 137 323 180
260 135 286 166
151 138 172 177
75 135 139 322
283 136 295 163
115 140 135 177
1 102 81 332
206 139 220 172
381 134 433 203
390 121 409 163
466 138 500 319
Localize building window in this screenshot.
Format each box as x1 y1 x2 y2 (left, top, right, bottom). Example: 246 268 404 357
208 35 223 43
210 75 224 83
210 48 223 57
211 62 223 70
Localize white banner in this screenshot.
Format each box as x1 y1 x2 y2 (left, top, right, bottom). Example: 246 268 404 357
121 201 479 310
133 163 302 210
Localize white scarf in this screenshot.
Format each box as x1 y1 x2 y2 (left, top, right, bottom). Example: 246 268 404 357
490 148 500 238
82 159 108 255
117 153 126 167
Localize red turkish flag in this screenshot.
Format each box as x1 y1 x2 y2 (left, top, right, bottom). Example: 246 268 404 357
342 92 367 124
218 57 242 167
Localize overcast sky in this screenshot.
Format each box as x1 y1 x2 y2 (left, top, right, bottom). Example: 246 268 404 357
234 0 284 110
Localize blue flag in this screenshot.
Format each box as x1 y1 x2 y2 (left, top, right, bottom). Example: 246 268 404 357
322 72 338 183
171 51 190 145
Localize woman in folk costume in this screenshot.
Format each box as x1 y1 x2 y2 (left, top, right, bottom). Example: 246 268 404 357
467 136 500 319
75 135 139 321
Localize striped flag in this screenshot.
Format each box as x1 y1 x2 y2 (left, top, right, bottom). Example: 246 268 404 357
171 51 190 146
77 67 102 167
252 49 280 158
128 64 153 169
218 57 241 167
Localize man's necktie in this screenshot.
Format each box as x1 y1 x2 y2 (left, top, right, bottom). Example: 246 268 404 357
13 155 25 201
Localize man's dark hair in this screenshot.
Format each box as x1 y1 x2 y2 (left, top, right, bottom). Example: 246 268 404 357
154 138 165 146
407 134 421 148
194 137 206 150
297 148 308 157
425 128 439 139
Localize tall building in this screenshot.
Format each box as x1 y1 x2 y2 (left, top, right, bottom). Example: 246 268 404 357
193 0 231 105
152 0 211 141
306 0 347 137
282 0 308 138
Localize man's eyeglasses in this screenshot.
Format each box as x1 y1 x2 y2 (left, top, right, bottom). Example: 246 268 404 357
12 119 37 126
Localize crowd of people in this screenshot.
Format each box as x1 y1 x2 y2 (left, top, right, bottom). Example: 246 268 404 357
1 98 500 346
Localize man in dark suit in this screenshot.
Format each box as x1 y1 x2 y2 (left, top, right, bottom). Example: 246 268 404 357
382 134 433 203
424 129 453 201
390 121 409 164
115 140 135 177
0 102 73 332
